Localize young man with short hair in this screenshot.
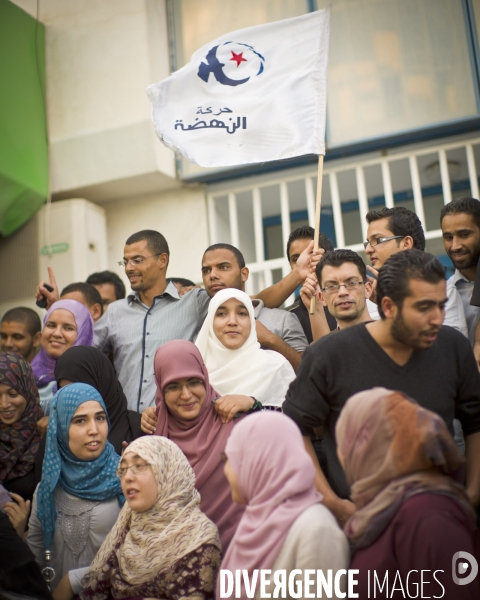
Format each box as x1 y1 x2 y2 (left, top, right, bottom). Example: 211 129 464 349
285 226 337 341
86 270 126 308
364 206 426 303
60 282 104 322
0 307 42 362
201 243 308 370
283 249 480 525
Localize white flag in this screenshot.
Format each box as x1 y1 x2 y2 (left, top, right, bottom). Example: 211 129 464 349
147 7 331 168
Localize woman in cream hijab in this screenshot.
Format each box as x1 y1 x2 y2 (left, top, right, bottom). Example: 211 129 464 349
80 436 221 599
195 289 296 408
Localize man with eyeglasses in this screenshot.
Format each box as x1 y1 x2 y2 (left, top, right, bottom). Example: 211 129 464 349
298 250 373 340
283 249 480 526
364 206 426 304
310 249 372 331
93 230 211 413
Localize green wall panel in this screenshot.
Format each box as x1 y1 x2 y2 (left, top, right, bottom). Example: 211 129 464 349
0 0 48 236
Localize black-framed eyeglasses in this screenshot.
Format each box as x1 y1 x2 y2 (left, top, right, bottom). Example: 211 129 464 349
118 253 163 267
321 280 366 294
363 235 404 250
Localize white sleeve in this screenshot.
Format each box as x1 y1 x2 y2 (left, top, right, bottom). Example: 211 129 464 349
69 566 89 595
444 279 468 337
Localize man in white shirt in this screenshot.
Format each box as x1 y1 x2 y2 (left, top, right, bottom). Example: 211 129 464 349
441 197 480 347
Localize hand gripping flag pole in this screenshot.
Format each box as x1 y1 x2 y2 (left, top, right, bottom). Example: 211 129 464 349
310 154 324 314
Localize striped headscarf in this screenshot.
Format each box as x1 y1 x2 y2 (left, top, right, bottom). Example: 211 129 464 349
36 383 123 551
82 436 220 594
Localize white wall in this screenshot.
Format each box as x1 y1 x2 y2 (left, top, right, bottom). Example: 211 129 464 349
104 187 210 287
12 0 178 201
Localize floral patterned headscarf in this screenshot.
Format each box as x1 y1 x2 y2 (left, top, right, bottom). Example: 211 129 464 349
0 351 43 483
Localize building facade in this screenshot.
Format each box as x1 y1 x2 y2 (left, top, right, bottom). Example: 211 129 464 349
2 0 480 314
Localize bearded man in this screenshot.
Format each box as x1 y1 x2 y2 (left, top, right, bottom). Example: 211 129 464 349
441 197 480 347
282 249 480 525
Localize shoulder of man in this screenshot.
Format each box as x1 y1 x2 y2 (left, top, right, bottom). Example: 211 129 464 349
285 298 301 312
303 322 365 359
438 323 472 348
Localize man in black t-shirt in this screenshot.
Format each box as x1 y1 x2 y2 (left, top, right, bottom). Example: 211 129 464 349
283 249 480 525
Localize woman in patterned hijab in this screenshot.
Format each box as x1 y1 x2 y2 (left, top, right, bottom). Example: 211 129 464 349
81 436 221 600
0 351 43 501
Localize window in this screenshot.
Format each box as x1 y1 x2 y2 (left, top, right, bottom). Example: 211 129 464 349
169 0 310 70
316 0 478 147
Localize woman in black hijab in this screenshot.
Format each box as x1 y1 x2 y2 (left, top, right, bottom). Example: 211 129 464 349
54 346 143 453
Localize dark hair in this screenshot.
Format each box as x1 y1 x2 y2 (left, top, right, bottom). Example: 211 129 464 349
60 282 103 313
365 207 425 251
86 270 126 300
125 230 170 258
166 277 196 287
376 249 445 318
316 249 367 285
1 307 41 337
203 243 246 269
440 197 480 230
286 226 334 261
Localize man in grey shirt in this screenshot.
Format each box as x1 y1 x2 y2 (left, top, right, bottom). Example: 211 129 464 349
94 230 209 412
201 243 308 371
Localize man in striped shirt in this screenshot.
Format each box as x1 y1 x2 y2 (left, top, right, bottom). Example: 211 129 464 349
94 230 210 412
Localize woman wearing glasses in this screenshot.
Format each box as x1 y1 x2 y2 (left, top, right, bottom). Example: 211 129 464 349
141 339 252 552
81 436 221 600
25 383 123 598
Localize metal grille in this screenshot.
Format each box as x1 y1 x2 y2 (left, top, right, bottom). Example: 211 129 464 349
207 137 480 299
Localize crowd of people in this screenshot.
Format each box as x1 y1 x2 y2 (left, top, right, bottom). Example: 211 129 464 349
1 198 480 599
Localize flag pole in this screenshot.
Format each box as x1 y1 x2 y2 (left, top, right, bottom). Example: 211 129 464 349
309 154 325 315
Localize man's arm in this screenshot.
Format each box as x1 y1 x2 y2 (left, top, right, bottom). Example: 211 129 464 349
300 274 331 341
255 320 302 371
465 431 480 507
303 436 355 525
254 241 324 308
282 341 354 523
454 331 480 505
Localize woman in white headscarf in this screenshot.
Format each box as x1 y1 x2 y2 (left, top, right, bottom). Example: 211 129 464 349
195 288 295 408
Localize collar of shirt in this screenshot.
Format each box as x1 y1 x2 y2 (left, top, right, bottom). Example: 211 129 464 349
251 298 264 318
127 281 180 307
453 269 474 287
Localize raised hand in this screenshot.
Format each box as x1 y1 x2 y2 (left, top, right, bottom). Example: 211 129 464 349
35 266 60 309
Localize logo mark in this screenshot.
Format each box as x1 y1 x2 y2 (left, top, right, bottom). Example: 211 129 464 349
198 42 265 87
452 551 478 585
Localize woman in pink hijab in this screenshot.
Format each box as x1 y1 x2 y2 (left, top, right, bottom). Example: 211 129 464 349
336 388 480 599
150 339 256 552
220 411 349 600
